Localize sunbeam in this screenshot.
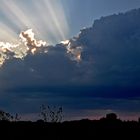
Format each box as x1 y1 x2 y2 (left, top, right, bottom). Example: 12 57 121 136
0 23 18 43
0 0 40 34
0 0 70 44
42 0 69 41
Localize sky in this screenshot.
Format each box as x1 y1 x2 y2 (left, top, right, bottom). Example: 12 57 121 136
0 0 140 121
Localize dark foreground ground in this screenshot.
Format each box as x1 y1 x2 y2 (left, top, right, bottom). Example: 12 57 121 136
0 119 140 139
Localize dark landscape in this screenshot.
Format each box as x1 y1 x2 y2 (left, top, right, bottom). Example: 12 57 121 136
0 113 140 139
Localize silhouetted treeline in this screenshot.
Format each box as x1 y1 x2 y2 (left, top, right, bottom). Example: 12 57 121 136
0 113 140 139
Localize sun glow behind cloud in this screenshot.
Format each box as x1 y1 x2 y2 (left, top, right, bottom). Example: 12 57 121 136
61 40 82 62
0 28 50 66
0 0 84 66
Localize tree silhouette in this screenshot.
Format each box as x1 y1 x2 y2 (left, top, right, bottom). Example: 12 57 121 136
0 110 14 121
14 113 21 122
138 117 140 123
39 104 63 123
106 113 117 120
0 110 21 122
